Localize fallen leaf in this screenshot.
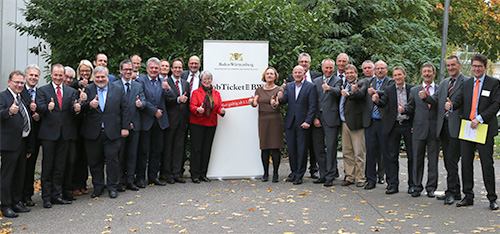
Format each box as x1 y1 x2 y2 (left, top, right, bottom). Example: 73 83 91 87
129 228 137 232
179 228 187 233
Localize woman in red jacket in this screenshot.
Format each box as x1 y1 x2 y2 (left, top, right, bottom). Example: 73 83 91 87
189 71 226 183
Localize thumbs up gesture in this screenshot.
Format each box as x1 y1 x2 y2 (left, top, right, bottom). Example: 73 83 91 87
30 99 37 112
280 79 287 91
445 97 452 111
368 83 376 95
73 100 81 112
90 95 99 109
322 80 331 91
135 95 143 107
248 96 255 106
9 99 19 114
80 79 88 87
351 80 358 93
372 92 379 103
418 85 427 99
220 107 226 115
79 88 87 102
398 102 405 113
197 103 205 114
341 85 349 97
270 95 279 107
179 92 188 103
162 79 171 91
48 97 55 111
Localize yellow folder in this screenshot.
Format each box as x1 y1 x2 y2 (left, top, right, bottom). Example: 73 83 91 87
458 119 488 144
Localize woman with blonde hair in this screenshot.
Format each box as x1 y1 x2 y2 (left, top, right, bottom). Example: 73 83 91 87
71 59 95 89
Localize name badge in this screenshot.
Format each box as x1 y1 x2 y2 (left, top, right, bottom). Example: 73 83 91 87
481 90 490 97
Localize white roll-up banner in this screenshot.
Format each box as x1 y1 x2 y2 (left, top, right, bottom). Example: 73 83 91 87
203 40 269 179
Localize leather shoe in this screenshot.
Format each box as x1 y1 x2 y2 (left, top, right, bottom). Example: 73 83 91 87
192 178 201 184
407 187 415 194
1 208 18 218
490 201 499 210
91 190 104 198
135 180 146 188
341 180 353 186
293 178 303 185
166 178 175 184
324 180 333 187
377 178 385 184
386 187 399 194
313 178 326 184
310 172 319 179
262 175 268 182
174 177 186 183
436 195 447 200
72 190 83 196
12 202 30 213
286 175 296 182
456 198 474 207
356 182 365 187
159 175 168 181
80 189 89 194
63 192 76 201
24 197 35 207
52 197 72 205
126 183 140 191
427 191 435 198
411 191 421 197
43 201 52 209
150 179 166 186
200 177 211 182
272 174 279 183
117 184 126 192
364 182 376 190
444 195 455 205
109 191 118 199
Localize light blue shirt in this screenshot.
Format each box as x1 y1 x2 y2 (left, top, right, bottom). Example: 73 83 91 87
294 79 305 100
371 77 386 119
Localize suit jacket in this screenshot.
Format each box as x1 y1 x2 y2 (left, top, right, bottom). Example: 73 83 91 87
279 81 317 129
166 76 190 126
453 75 499 138
136 75 173 131
425 74 467 138
0 89 33 152
360 76 394 128
113 79 145 132
20 87 41 151
81 82 130 140
287 70 322 82
313 75 341 127
36 83 79 141
344 79 368 131
377 83 414 136
406 84 439 140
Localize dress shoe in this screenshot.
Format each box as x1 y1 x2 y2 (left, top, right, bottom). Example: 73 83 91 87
411 191 421 197
52 197 72 205
436 195 446 200
126 183 140 191
262 175 268 182
150 179 167 186
1 208 18 218
310 172 319 179
386 187 399 194
356 182 365 187
91 190 104 198
72 190 83 196
364 182 376 190
490 201 499 210
80 189 89 194
12 202 30 213
159 175 168 181
293 178 303 185
109 191 118 199
272 174 279 183
117 184 126 192
377 178 385 184
324 180 333 187
135 180 146 188
24 197 35 207
444 195 455 205
456 198 474 207
407 187 415 194
341 180 354 186
313 178 326 184
174 177 186 183
43 201 52 209
63 192 76 201
192 178 201 184
166 178 175 184
200 177 211 182
427 191 435 198
286 175 296 182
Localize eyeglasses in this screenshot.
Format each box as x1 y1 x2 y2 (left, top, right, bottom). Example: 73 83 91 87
11 81 25 85
472 65 485 68
121 68 133 71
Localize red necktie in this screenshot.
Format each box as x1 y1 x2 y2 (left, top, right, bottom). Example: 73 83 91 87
425 85 431 108
304 74 308 82
175 80 181 96
189 74 194 92
469 79 480 120
56 86 62 110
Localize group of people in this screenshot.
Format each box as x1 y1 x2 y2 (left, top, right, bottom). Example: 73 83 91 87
1 51 498 219
254 52 498 212
0 54 225 218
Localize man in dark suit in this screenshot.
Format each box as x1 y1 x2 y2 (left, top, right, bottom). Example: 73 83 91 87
159 59 171 80
0 70 33 217
446 54 499 210
372 65 414 194
162 58 190 184
36 64 80 208
311 58 341 187
20 64 41 207
362 60 394 190
94 53 116 82
181 55 202 96
114 60 145 191
335 53 350 84
81 66 130 199
422 55 466 205
278 65 317 185
286 52 322 179
339 64 367 187
136 57 174 187
405 63 439 198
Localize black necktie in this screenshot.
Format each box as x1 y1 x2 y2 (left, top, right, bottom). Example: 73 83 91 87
125 82 130 99
17 95 30 133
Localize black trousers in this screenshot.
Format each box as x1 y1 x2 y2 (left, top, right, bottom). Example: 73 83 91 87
365 119 388 184
85 131 121 192
72 138 89 191
22 134 41 200
119 130 140 184
137 120 164 181
1 138 27 209
312 124 339 181
384 121 413 188
189 123 216 179
440 119 461 197
63 140 77 192
162 120 188 179
41 138 69 201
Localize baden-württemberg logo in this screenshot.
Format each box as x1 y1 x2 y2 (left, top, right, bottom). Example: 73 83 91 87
229 53 243 61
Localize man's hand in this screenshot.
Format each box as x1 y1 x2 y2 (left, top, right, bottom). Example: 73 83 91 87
90 95 99 109
30 99 37 112
398 103 405 114
372 93 379 103
445 97 452 111
341 86 348 97
280 79 286 90
351 80 358 93
155 109 163 119
313 118 322 128
48 97 55 111
79 88 87 102
321 80 331 91
470 118 479 129
121 129 129 137
162 79 170 91
32 112 40 121
418 85 427 99
73 100 81 112
135 95 142 108
301 122 311 129
9 99 19 115
368 83 376 95
179 92 188 103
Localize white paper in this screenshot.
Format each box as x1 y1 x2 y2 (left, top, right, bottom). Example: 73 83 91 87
462 121 478 141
